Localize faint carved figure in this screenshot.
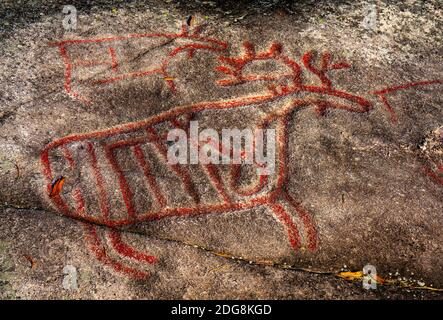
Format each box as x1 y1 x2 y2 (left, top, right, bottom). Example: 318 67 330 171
62 265 78 290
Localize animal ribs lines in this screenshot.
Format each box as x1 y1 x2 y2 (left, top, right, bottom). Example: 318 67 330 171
41 109 319 270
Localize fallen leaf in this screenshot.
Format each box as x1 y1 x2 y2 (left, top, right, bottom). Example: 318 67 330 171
214 252 232 258
49 176 65 197
337 270 386 284
186 15 194 27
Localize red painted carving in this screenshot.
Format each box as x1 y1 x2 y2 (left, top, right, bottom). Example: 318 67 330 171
50 24 228 104
44 26 443 278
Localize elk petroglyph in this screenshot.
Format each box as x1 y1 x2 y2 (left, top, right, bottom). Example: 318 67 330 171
43 23 442 278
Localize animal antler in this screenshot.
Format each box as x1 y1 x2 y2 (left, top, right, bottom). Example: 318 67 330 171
215 41 302 89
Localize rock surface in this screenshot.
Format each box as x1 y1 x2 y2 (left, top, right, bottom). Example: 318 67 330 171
0 0 442 299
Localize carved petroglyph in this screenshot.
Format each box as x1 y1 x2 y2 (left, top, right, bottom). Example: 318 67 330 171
44 23 442 278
